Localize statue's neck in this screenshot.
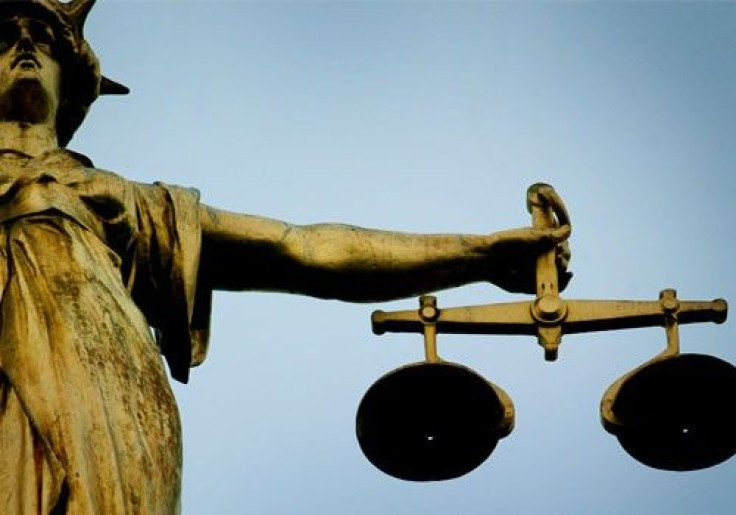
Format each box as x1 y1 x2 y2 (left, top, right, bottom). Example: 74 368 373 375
0 120 58 157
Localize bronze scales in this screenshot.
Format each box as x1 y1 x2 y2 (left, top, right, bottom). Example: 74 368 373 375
357 184 734 481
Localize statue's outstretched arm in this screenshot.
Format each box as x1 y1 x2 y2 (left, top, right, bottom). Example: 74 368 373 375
198 205 570 303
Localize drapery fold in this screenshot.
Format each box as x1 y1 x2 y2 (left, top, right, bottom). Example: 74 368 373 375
0 149 210 513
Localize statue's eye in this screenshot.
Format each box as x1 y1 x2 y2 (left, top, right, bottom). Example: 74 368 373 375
0 20 20 53
27 20 55 49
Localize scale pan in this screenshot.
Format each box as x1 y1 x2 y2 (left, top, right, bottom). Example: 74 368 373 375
356 361 513 481
609 353 736 471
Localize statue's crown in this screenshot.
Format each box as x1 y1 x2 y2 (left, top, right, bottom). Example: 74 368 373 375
0 0 128 145
0 0 127 95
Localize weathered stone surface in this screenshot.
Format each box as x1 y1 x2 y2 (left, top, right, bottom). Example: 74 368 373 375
0 2 569 513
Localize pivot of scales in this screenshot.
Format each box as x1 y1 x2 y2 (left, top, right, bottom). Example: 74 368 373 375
356 183 735 481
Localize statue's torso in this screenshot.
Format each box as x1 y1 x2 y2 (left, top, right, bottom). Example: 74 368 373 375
0 150 184 514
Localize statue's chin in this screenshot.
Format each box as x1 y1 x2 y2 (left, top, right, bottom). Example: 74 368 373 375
0 78 53 125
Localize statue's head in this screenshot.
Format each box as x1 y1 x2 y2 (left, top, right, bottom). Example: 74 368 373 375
0 0 126 146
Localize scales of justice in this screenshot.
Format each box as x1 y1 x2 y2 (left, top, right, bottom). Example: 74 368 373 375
0 0 732 510
355 183 736 481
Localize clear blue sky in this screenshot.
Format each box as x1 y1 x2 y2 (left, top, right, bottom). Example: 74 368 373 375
76 2 736 514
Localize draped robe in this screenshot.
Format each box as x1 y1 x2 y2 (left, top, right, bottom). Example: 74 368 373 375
0 149 211 514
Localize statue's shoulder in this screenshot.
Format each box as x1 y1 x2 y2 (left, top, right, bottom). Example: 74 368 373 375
62 149 95 169
52 149 127 182
56 149 201 201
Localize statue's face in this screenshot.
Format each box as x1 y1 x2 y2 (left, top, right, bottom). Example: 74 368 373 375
0 15 61 123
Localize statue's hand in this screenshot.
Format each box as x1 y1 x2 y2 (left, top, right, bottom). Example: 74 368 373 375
486 224 572 295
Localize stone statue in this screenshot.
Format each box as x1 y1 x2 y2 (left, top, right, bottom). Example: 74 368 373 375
0 1 570 513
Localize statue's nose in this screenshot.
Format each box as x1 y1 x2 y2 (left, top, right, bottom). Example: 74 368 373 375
15 27 36 53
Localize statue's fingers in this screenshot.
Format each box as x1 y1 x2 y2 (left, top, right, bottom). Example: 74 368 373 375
529 225 570 247
557 240 571 264
552 224 571 242
558 270 573 291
